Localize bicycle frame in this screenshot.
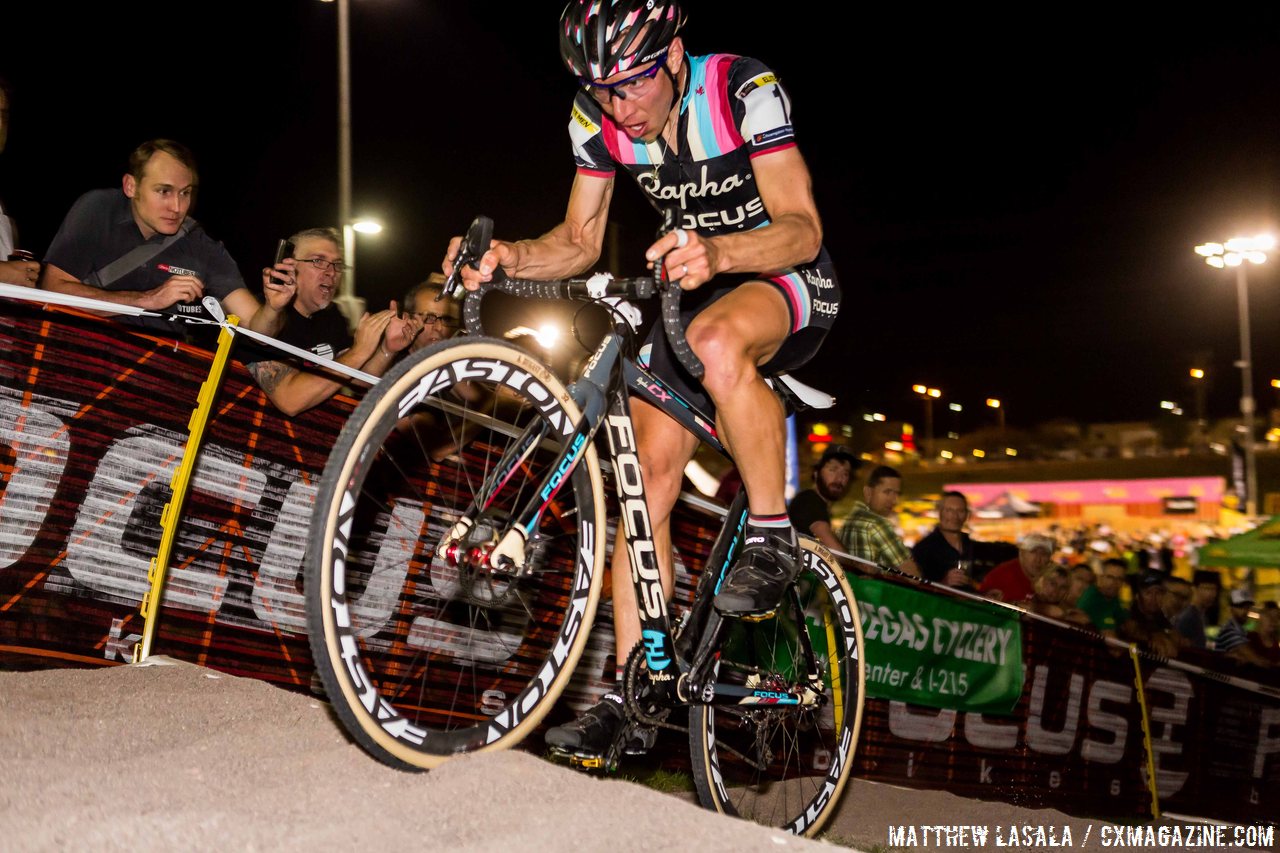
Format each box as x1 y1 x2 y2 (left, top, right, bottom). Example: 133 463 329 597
445 317 827 712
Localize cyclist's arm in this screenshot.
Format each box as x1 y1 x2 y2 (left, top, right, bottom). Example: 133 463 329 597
455 173 616 284
706 147 822 275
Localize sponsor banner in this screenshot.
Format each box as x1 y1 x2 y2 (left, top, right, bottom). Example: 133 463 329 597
0 302 345 684
1145 660 1280 826
850 578 1023 713
0 302 1275 826
851 613 1154 820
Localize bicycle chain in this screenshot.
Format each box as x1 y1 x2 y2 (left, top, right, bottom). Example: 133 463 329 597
620 644 770 771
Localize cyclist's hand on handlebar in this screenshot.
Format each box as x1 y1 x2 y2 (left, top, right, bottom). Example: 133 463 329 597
645 227 718 291
443 236 516 291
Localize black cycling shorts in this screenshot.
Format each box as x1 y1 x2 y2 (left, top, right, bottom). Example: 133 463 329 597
637 248 840 417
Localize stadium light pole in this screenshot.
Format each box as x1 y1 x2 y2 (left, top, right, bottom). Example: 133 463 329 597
1189 368 1207 445
320 0 367 326
1195 234 1274 516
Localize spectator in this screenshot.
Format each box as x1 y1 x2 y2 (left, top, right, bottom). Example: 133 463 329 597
40 139 292 337
0 75 39 288
1068 562 1095 605
1174 570 1219 649
838 465 921 578
1134 534 1174 575
1161 576 1192 623
1217 588 1271 667
978 533 1055 603
912 491 976 587
246 227 420 416
1028 566 1092 626
788 444 859 554
1121 573 1184 658
1076 557 1129 638
1246 602 1280 667
404 273 461 354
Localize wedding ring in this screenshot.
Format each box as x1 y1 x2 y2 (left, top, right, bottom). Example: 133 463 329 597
673 228 689 248
681 263 689 276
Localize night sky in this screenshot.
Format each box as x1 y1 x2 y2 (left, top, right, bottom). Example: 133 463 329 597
6 3 1280 430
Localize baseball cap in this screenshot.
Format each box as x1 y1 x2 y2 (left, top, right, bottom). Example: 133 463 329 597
1019 533 1057 555
1229 587 1255 607
818 445 861 469
1137 572 1165 591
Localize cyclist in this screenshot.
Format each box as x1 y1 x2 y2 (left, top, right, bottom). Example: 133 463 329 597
444 0 841 761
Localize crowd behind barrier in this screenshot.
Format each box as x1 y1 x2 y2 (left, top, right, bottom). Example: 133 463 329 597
0 301 1276 827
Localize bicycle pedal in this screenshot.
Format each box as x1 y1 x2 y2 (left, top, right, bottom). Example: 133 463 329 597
547 746 618 773
733 607 779 623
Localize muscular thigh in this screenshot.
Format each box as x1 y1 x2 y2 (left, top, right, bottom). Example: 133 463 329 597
686 281 792 366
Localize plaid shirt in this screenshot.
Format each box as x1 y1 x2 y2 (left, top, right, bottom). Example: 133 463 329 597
839 501 911 571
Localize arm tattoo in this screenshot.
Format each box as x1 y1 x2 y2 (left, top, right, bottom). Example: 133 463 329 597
248 360 294 394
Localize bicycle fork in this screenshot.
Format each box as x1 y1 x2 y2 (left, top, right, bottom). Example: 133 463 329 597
436 338 614 574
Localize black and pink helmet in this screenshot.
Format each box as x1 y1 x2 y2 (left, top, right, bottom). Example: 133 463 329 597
559 0 687 81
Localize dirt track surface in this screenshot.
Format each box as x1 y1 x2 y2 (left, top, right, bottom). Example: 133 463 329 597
0 659 1269 852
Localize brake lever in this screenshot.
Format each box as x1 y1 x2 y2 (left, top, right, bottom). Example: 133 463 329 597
444 215 495 299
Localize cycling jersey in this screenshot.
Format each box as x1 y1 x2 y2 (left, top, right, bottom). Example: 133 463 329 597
571 53 797 235
567 53 840 413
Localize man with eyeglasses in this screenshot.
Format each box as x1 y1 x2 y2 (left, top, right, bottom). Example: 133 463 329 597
404 273 461 354
41 139 292 340
247 227 420 416
446 0 840 765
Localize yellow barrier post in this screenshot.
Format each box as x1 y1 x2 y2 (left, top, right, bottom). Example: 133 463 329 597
134 316 240 662
1128 643 1162 820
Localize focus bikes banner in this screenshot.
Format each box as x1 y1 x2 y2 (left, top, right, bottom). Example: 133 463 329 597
0 300 1275 827
849 577 1023 713
853 613 1154 819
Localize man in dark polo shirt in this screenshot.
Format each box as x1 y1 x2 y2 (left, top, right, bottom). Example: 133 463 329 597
246 227 420 416
788 444 859 553
40 139 292 338
912 490 976 587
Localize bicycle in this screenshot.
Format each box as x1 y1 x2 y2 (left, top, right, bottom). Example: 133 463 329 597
305 214 866 836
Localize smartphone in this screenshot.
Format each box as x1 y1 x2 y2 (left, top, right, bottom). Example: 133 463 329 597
273 239 294 267
269 239 294 287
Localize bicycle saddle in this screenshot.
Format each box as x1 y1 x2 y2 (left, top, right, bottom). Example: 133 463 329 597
768 373 834 413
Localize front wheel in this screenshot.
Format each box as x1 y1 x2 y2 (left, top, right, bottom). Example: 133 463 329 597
306 337 606 769
688 539 865 836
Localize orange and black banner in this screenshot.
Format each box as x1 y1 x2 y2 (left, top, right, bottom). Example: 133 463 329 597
0 299 1275 825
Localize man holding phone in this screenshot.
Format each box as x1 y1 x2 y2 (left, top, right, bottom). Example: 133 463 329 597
247 226 420 416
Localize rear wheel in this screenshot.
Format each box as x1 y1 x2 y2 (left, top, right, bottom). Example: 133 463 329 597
688 539 865 836
306 338 606 769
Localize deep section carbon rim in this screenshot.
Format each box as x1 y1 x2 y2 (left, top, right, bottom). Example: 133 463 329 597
306 338 605 769
689 541 865 835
